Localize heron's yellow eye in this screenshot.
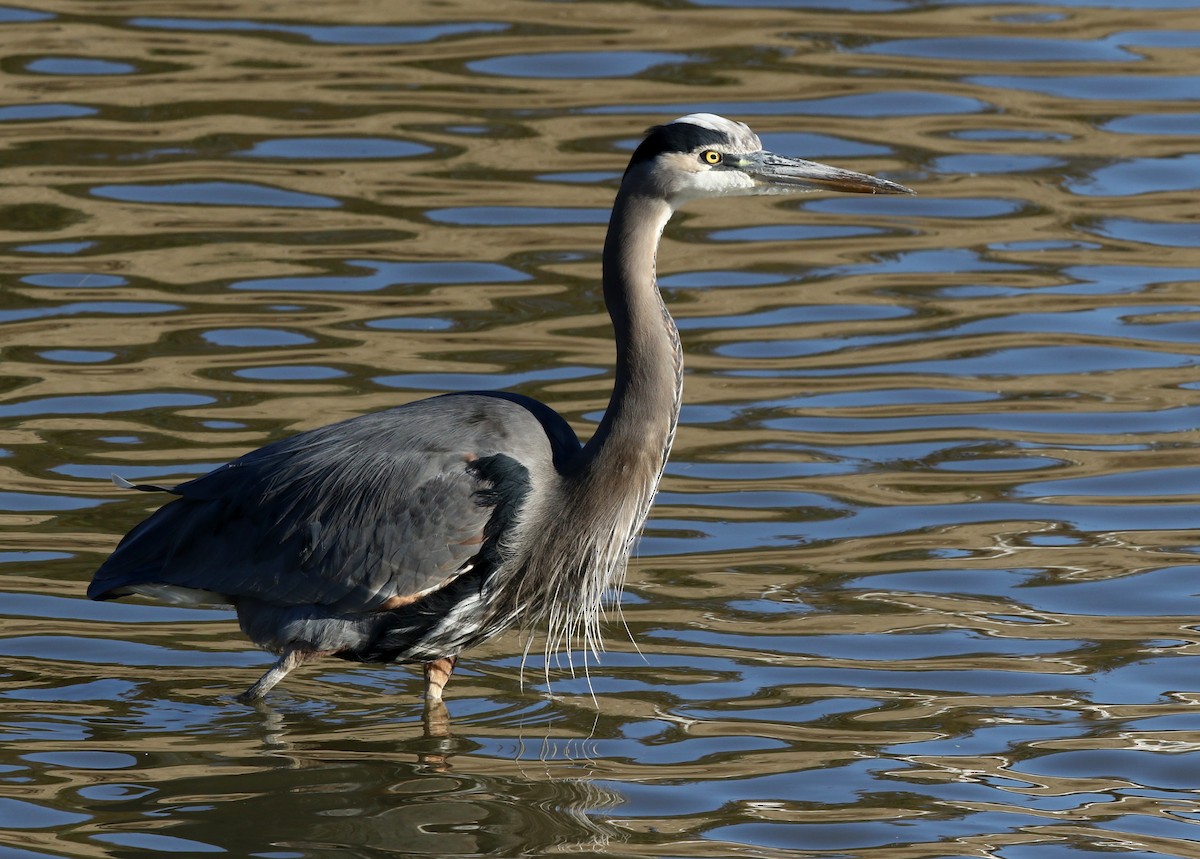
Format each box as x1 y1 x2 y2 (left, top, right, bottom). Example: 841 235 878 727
701 150 722 165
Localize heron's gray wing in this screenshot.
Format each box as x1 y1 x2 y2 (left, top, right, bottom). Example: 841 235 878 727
88 394 573 613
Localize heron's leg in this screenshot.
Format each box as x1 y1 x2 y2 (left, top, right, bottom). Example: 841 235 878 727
423 655 457 702
237 648 310 703
421 658 456 768
423 697 451 741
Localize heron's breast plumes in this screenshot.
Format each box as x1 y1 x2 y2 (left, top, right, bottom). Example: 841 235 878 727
512 457 662 677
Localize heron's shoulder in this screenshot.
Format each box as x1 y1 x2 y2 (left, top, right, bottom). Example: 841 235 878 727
381 391 581 466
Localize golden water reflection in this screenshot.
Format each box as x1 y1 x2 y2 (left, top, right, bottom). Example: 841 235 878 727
3 0 1200 856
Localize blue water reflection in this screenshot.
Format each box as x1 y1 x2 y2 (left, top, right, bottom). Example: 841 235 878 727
859 36 1138 62
590 92 991 117
0 103 94 121
91 182 340 208
24 57 136 75
130 17 505 44
0 6 52 22
237 138 433 160
234 260 530 291
471 51 687 78
969 74 1200 100
1069 155 1200 196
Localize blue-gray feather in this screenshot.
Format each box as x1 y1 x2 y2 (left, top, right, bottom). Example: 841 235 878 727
89 392 580 663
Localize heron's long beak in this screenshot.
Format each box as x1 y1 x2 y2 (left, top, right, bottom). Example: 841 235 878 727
743 151 914 195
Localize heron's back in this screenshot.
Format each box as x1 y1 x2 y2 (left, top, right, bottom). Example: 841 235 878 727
89 391 582 660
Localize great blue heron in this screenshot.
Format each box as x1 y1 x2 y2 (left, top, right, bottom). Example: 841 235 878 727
88 114 912 705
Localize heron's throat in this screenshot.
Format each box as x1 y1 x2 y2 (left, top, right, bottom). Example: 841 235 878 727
591 189 682 468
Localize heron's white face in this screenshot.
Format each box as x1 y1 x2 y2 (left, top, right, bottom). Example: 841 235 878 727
626 113 913 206
631 114 762 204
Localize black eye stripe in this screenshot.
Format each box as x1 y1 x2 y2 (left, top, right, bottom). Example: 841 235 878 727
628 123 729 169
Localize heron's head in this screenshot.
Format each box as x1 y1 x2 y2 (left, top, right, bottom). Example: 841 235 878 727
624 113 914 205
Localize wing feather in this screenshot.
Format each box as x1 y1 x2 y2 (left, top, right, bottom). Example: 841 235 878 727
88 393 577 614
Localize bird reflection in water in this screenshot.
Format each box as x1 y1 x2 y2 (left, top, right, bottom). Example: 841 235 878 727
87 115 913 726
231 692 621 857
122 702 625 854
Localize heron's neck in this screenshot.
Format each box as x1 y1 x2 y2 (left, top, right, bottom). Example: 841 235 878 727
583 187 682 486
488 188 682 658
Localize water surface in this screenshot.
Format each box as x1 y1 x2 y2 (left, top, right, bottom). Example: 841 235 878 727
2 1 1200 857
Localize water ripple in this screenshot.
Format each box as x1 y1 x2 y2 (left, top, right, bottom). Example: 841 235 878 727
3 3 1200 859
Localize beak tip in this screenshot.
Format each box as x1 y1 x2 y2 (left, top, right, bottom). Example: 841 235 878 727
877 178 916 196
